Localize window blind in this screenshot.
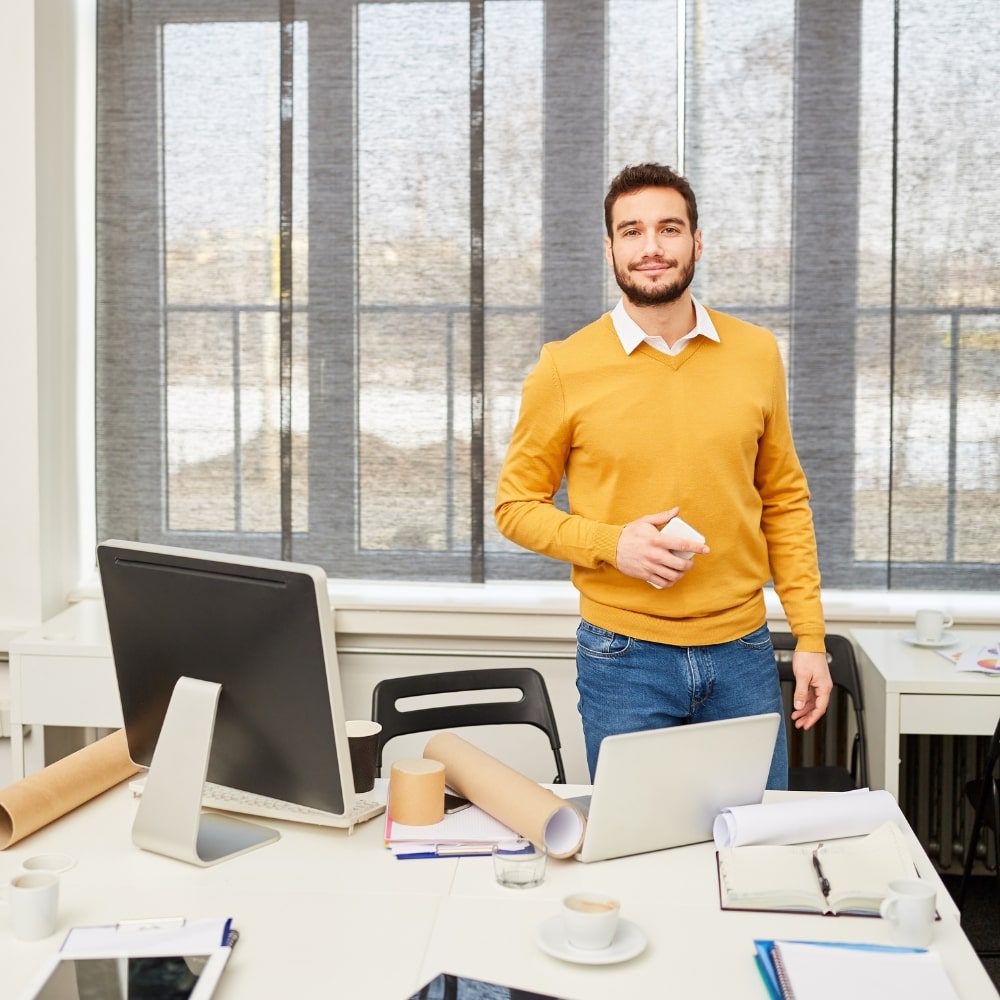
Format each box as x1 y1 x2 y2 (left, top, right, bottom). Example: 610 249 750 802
96 0 1000 588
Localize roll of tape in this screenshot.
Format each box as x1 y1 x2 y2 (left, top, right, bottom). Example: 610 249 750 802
388 758 446 826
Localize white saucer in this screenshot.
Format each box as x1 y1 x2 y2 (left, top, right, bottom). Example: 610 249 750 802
21 853 76 875
534 915 647 965
900 629 960 649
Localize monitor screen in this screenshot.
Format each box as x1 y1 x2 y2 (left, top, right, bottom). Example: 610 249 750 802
98 541 351 816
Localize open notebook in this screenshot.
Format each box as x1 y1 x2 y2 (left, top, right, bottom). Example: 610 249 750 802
718 822 917 915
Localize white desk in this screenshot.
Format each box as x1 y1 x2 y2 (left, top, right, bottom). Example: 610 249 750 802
1 783 996 999
852 627 1000 798
8 602 121 780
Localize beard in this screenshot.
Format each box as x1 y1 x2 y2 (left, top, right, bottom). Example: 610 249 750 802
611 247 696 307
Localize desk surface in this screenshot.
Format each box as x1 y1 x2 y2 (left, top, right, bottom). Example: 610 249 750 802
853 627 1000 693
1 782 996 1000
9 601 111 658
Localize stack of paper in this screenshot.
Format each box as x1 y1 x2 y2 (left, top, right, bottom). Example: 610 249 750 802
384 803 525 859
936 640 1000 674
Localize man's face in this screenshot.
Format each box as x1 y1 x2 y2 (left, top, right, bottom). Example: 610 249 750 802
605 186 702 307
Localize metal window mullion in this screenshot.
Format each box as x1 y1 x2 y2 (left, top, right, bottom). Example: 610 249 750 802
157 19 171 536
469 0 485 582
278 0 295 561
887 0 900 586
446 310 456 554
947 311 960 564
676 0 686 174
233 307 243 533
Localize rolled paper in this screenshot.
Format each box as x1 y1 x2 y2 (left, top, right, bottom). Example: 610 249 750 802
423 732 585 859
713 789 904 848
388 758 446 826
0 730 142 850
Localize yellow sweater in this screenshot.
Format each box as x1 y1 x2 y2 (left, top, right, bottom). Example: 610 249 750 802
494 309 825 653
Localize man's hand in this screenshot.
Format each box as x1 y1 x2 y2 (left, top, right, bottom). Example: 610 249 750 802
790 651 833 730
615 507 710 589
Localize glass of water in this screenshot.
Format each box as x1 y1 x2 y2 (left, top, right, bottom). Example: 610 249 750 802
492 842 547 889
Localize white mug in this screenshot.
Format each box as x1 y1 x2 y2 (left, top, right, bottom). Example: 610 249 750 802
1 871 60 941
562 892 620 950
914 609 953 643
879 878 935 947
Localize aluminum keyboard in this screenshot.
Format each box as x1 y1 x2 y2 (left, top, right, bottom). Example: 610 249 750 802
130 778 385 830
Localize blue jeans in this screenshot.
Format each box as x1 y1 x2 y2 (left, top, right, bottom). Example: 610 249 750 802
575 620 788 789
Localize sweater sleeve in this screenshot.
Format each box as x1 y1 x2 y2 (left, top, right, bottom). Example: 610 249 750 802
755 342 826 653
494 347 622 569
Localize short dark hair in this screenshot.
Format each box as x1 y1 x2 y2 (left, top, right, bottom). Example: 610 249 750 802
604 163 699 237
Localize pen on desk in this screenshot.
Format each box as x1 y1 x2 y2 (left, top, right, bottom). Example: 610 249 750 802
812 844 831 900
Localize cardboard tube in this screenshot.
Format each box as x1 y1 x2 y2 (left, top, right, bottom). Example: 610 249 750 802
388 758 445 825
423 733 585 859
0 730 142 850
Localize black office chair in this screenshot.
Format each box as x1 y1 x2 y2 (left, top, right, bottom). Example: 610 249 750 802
958 715 1000 944
371 667 567 783
772 632 869 792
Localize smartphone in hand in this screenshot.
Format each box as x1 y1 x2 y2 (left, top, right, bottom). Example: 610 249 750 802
659 515 706 560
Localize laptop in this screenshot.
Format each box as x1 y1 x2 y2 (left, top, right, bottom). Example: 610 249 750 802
573 713 779 863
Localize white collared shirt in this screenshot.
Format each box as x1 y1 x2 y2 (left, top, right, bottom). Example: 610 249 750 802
610 295 720 356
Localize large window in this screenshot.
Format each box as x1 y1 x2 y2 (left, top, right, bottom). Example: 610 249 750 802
96 0 1000 588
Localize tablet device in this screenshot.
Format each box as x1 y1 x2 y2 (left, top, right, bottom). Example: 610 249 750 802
409 973 563 999
17 918 236 1000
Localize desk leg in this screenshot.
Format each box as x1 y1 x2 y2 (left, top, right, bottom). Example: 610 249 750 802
857 644 893 795
11 723 25 781
884 694 901 800
10 649 26 781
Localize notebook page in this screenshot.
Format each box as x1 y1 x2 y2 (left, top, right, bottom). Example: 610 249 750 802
819 823 915 911
773 942 959 1000
718 845 825 911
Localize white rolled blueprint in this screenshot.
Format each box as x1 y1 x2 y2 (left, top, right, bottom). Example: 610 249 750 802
713 789 903 848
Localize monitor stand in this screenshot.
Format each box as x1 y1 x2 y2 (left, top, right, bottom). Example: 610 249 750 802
131 675 280 867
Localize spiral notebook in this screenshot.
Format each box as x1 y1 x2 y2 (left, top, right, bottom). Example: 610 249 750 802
755 939 959 1000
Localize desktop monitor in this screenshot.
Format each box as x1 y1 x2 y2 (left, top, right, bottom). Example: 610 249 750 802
97 540 362 865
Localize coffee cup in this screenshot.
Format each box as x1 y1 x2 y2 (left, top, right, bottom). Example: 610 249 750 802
914 609 953 643
562 892 620 950
879 878 935 947
345 720 382 794
1 871 60 941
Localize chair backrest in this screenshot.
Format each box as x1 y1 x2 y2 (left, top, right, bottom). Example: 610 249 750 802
371 667 567 783
771 632 869 787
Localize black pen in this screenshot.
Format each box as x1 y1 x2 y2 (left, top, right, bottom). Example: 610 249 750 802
812 844 831 899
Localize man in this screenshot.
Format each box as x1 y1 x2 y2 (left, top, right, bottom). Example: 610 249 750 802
494 163 831 788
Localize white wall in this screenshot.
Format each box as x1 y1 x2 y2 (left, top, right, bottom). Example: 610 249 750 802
0 0 43 639
0 0 88 645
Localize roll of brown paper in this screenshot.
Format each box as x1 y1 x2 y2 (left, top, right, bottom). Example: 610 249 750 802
423 733 585 859
0 730 142 850
388 758 446 825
